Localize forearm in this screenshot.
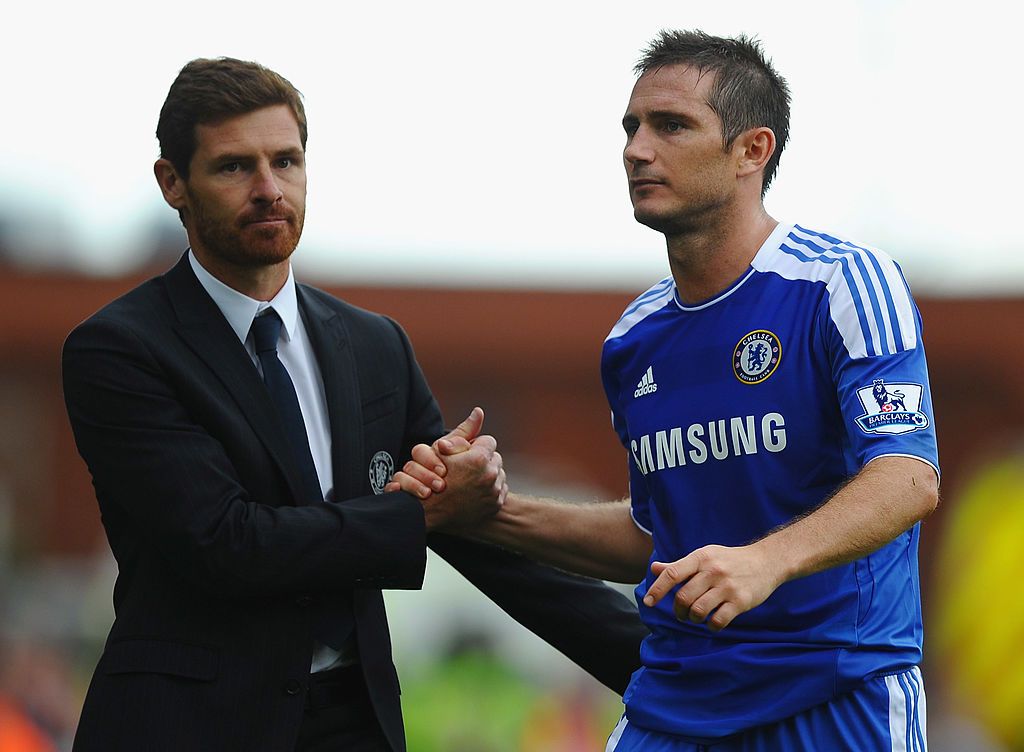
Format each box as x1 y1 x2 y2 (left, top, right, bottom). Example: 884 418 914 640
644 455 940 631
471 493 652 583
754 456 939 584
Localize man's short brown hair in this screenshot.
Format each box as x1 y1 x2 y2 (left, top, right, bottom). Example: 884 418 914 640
156 58 307 178
636 30 790 197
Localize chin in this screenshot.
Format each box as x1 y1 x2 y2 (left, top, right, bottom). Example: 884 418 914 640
236 222 304 265
192 214 304 270
634 208 682 235
237 240 299 267
200 233 301 270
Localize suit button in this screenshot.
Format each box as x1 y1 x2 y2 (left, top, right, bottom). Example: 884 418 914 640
284 680 303 696
295 595 313 607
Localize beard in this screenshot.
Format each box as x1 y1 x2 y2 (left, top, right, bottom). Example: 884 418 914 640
188 190 305 269
631 185 730 238
633 203 709 237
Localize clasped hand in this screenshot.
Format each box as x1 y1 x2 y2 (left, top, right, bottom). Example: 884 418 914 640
384 407 507 533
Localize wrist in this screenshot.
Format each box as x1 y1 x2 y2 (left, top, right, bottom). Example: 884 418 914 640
749 535 795 589
421 505 440 533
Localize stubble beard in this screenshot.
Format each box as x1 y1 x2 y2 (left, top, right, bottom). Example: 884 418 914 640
189 192 305 269
633 202 710 238
632 184 730 239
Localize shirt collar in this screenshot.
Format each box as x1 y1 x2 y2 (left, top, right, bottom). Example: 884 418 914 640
188 249 299 344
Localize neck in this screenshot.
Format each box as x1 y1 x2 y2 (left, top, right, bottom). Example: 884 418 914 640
190 248 290 302
665 204 777 305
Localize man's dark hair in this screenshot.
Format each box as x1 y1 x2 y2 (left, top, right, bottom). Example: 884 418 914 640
637 30 790 196
156 57 307 179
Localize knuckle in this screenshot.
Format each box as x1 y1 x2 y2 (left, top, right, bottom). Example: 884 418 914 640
696 548 719 571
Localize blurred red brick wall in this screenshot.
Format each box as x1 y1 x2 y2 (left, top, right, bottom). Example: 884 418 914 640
1 263 1021 562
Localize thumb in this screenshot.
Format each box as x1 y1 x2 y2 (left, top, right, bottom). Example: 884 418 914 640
445 406 485 443
436 437 473 455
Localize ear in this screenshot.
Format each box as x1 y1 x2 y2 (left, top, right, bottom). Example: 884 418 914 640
154 158 189 212
734 127 776 180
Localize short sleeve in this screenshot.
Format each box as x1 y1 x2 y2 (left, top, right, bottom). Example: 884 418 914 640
823 289 940 479
602 338 654 536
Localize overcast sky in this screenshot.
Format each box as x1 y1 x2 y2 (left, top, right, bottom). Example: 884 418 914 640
3 0 1021 294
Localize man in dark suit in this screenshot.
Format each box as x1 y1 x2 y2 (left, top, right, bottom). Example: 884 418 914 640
62 58 645 752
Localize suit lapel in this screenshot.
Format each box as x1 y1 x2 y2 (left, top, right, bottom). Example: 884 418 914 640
298 286 366 502
163 254 310 506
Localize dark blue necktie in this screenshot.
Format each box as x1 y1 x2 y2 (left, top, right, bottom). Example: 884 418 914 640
252 311 322 505
251 310 353 649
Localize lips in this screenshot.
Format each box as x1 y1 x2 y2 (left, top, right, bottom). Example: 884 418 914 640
241 214 293 227
630 178 664 189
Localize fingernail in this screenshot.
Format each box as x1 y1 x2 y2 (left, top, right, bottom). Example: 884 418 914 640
643 596 654 607
432 480 444 492
434 465 445 475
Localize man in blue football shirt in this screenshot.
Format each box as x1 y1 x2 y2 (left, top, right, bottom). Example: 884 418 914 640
390 30 939 751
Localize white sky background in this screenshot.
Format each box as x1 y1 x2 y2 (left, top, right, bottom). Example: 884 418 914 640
3 0 1022 294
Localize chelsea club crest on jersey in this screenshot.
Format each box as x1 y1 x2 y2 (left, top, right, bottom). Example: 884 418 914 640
733 330 782 385
854 379 930 435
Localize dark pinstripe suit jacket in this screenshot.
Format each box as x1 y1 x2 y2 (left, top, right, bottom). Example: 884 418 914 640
62 254 646 752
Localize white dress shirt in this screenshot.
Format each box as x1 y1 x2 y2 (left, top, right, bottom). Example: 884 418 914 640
188 251 352 671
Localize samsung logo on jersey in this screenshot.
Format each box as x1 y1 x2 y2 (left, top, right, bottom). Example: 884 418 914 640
630 413 787 475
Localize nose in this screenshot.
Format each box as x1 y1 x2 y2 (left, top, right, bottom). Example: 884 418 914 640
623 127 654 168
250 162 283 204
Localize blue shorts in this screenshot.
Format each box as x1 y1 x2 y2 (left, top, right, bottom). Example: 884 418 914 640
606 666 927 751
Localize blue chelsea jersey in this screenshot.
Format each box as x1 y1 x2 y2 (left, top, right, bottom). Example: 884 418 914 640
601 223 939 740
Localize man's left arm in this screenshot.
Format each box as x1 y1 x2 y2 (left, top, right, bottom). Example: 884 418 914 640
644 456 938 631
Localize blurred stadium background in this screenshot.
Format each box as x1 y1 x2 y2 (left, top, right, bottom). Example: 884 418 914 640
3 1 1024 749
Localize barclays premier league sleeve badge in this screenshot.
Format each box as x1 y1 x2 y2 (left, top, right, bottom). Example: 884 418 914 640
854 379 929 435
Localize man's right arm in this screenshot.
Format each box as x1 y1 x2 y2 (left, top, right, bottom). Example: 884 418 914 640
390 442 652 583
474 493 652 584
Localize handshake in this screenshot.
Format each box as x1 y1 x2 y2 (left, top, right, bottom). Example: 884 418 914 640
384 407 508 533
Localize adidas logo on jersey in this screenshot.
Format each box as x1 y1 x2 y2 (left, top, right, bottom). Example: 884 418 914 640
634 366 658 398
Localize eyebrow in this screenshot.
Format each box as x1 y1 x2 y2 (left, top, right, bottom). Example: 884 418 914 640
647 109 700 122
209 146 305 163
622 109 700 129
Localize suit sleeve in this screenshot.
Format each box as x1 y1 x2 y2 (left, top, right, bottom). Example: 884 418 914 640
62 315 427 599
427 534 646 694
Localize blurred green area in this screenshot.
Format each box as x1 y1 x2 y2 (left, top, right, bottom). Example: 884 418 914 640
402 650 621 752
